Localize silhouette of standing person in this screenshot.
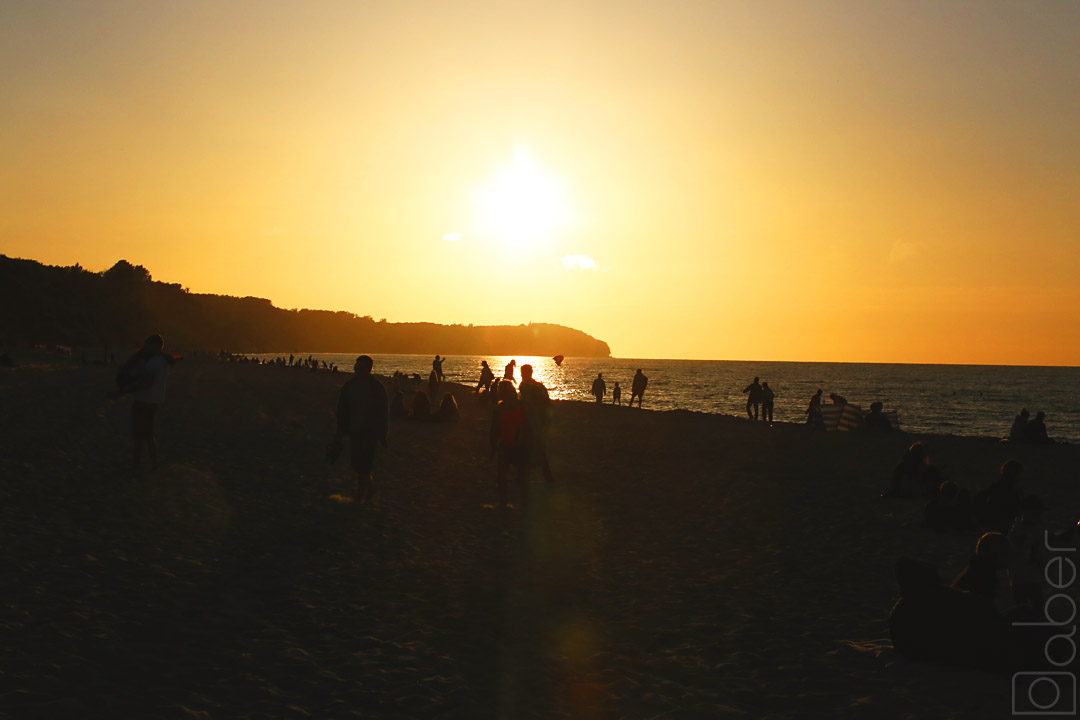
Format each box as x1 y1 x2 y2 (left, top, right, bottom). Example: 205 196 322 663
591 373 607 403
761 382 775 422
806 389 823 425
504 359 516 382
743 376 763 420
122 333 176 472
519 364 554 484
334 355 389 506
476 360 494 394
490 380 529 508
612 382 622 405
433 355 445 382
629 369 648 408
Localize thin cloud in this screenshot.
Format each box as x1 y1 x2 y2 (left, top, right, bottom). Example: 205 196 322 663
443 232 462 242
889 240 918 264
561 254 597 271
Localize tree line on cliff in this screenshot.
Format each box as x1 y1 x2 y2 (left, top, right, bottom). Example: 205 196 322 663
0 256 611 358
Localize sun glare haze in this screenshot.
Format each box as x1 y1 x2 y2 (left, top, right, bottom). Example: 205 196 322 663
2 1 1078 365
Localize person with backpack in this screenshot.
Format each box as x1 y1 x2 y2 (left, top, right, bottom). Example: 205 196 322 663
490 380 530 508
116 334 177 472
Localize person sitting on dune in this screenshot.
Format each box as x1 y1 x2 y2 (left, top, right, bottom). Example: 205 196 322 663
923 481 974 532
886 442 942 499
888 556 1006 670
1008 408 1029 442
973 459 1025 534
952 532 1009 605
864 401 892 433
388 390 408 421
409 390 431 421
431 393 459 422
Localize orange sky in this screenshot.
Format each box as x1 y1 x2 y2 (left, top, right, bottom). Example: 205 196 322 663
2 1 1078 365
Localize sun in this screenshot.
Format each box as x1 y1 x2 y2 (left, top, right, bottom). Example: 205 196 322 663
475 148 572 255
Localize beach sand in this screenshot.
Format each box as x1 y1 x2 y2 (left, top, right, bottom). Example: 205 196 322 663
2 351 1078 719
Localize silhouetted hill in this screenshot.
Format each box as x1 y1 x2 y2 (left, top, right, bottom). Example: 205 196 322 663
0 256 611 357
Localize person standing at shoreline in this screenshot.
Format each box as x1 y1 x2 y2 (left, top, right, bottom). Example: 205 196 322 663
591 373 607 403
504 359 516 382
743 376 763 420
630 369 648 408
334 355 389 506
612 381 622 405
433 355 445 382
761 382 775 422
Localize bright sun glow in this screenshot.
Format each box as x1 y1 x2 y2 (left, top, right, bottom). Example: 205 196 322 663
475 148 572 254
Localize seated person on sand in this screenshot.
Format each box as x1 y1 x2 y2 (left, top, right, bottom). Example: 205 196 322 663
973 459 1024 534
388 390 408 421
1008 495 1047 613
1008 408 1029 442
409 390 432 421
864 401 892 433
431 393 460 422
829 393 847 405
952 532 1009 605
888 556 1007 670
1025 411 1053 444
490 380 530 508
923 481 974 532
885 442 941 499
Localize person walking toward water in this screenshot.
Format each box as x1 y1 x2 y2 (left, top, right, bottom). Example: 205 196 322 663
519 364 554 484
117 333 176 472
743 376 763 419
761 382 775 422
630 369 648 408
476 360 494 394
333 355 389 506
591 373 607 403
612 381 622 405
504 359 516 382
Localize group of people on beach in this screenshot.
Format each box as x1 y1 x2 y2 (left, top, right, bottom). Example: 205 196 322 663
589 369 648 407
886 439 1069 671
1008 408 1055 444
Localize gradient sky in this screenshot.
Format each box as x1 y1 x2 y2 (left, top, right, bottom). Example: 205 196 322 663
3 1 1078 364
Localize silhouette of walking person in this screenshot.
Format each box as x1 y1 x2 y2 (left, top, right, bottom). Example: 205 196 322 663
333 355 388 506
504 359 516 382
591 373 607 403
743 376 763 420
476 360 494 394
629 369 648 408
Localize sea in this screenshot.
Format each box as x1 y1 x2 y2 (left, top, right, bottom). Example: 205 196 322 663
255 353 1080 445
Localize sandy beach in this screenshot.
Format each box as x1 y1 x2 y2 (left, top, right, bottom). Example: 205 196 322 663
2 351 1078 719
